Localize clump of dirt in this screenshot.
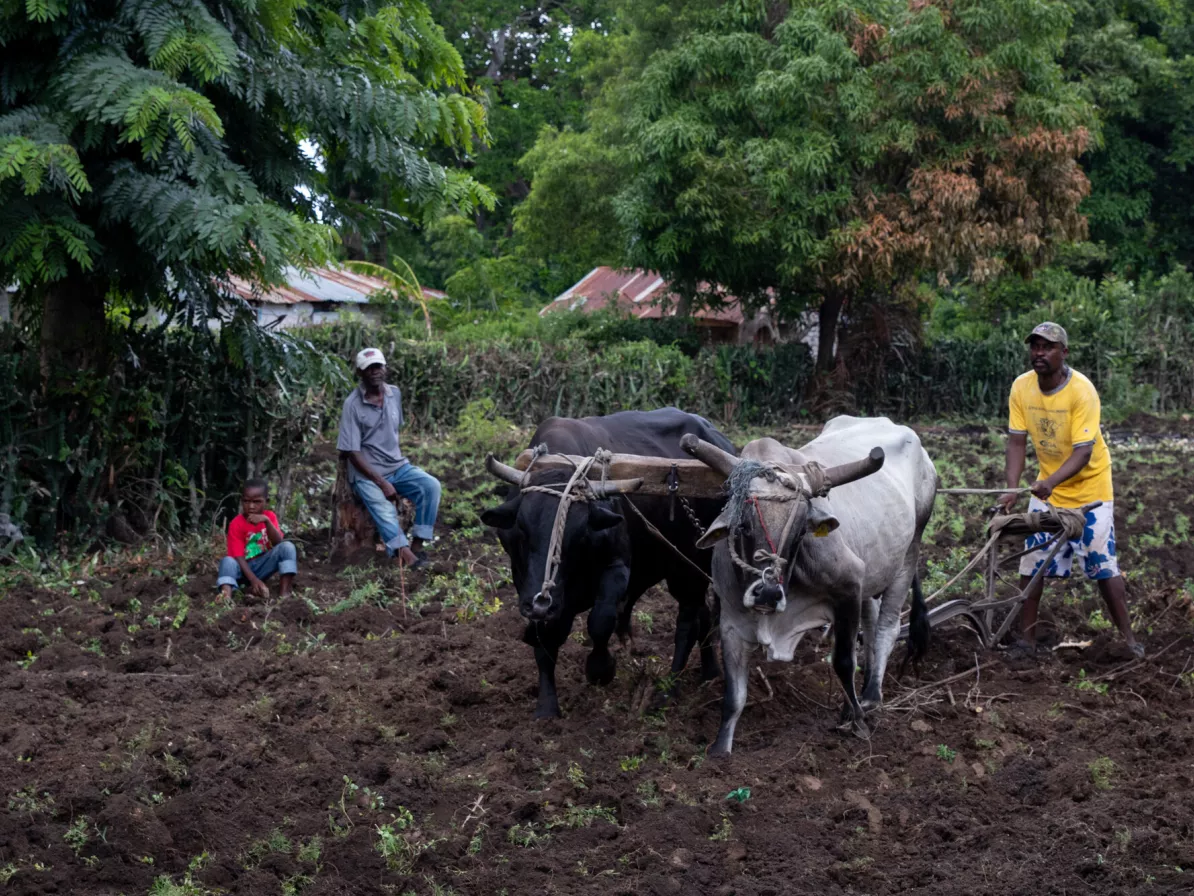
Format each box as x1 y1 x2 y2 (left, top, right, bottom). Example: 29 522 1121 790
1 422 1193 895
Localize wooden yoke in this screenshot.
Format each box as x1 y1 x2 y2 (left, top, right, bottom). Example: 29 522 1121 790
513 450 729 499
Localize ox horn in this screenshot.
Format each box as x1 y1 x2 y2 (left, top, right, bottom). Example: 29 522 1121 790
823 447 885 489
591 478 645 497
485 454 524 486
680 433 739 478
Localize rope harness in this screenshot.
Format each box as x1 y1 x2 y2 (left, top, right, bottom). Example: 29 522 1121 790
721 460 832 605
520 448 612 617
514 447 712 615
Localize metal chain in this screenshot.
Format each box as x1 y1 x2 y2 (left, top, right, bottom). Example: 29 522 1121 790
620 498 714 586
679 497 704 532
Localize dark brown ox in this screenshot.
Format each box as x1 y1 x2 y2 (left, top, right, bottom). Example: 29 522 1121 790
481 408 737 719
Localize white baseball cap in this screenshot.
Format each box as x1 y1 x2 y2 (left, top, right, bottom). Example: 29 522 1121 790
354 347 386 370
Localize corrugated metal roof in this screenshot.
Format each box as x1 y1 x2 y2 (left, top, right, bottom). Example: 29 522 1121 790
541 266 748 325
226 266 446 306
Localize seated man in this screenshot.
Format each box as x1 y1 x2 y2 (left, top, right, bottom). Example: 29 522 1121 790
337 348 440 568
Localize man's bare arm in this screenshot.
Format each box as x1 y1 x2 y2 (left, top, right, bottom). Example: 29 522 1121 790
1031 443 1094 500
997 432 1029 511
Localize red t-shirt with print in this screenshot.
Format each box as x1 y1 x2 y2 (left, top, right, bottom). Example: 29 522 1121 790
226 511 282 559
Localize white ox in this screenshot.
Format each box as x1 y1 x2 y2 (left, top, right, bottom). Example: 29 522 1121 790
681 415 936 755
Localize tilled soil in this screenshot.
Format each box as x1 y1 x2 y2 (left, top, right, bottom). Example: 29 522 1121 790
2 423 1194 895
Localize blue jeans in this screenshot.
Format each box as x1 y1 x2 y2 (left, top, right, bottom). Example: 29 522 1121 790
353 465 441 555
217 541 298 588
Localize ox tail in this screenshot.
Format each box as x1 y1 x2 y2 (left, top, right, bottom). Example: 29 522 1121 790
900 575 931 677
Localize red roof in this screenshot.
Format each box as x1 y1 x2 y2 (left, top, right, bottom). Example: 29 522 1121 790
541 267 747 327
226 266 446 306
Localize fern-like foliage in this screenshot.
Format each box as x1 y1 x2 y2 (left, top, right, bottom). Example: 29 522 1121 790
0 0 493 331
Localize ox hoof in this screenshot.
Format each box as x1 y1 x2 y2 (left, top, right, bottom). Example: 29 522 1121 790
860 696 882 714
836 704 871 739
585 651 617 686
533 706 562 720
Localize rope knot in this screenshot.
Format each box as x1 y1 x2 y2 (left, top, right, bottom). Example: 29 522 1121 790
801 461 831 498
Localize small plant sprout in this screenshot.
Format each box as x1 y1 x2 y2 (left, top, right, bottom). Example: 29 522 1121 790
936 744 958 763
375 807 442 874
64 816 91 854
566 762 586 789
1089 757 1117 790
709 816 733 842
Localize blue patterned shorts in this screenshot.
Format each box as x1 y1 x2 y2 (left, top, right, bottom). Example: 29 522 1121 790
1019 497 1119 581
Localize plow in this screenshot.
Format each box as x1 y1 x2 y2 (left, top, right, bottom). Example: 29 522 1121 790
897 497 1097 648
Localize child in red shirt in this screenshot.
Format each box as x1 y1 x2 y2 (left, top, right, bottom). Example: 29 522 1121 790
217 479 298 600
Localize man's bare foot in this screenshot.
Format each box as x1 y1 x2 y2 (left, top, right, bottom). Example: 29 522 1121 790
396 547 428 569
219 586 233 602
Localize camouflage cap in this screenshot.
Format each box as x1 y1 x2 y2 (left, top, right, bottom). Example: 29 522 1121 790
1025 321 1068 348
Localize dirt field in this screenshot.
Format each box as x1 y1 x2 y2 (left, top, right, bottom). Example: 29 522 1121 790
3 419 1194 895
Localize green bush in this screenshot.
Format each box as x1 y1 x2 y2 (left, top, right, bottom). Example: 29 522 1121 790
913 267 1194 420
10 266 1193 544
0 314 348 545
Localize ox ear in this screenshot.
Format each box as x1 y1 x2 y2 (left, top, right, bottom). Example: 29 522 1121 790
588 503 623 531
807 501 840 537
480 497 520 531
695 510 733 550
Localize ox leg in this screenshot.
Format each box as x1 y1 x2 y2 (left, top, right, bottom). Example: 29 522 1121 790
525 622 568 719
667 575 720 683
859 592 880 701
696 594 720 682
586 563 631 686
861 555 917 710
710 624 751 756
832 592 869 737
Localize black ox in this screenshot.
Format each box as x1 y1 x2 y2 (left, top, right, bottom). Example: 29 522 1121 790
481 407 737 718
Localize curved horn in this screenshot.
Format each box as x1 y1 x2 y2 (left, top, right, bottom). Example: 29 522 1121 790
680 433 739 478
591 478 645 497
485 454 524 486
823 447 885 489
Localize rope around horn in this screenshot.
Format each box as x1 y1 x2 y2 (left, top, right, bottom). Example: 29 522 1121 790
721 460 820 583
521 448 715 589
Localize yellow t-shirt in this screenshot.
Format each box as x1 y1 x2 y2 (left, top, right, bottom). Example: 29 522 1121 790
1008 368 1113 507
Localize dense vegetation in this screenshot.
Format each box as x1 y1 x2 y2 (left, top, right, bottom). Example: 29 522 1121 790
2 0 1193 544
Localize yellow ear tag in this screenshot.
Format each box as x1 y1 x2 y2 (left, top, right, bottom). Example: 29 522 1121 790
813 523 831 538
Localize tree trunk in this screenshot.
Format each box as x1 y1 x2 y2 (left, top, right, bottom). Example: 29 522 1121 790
816 290 846 372
40 280 107 387
342 184 367 261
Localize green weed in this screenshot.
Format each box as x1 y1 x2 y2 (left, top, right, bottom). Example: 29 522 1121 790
507 822 550 848
709 816 733 841
549 803 618 829
375 807 441 874
1072 669 1110 696
1089 757 1117 790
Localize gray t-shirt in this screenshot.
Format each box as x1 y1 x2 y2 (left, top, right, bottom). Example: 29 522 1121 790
337 384 409 483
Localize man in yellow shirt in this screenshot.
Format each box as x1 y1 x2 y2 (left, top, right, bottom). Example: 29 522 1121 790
998 322 1144 658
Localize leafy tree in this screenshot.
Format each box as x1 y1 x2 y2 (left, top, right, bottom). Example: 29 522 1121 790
1062 0 1194 277
614 0 1097 370
509 0 721 294
0 0 490 374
